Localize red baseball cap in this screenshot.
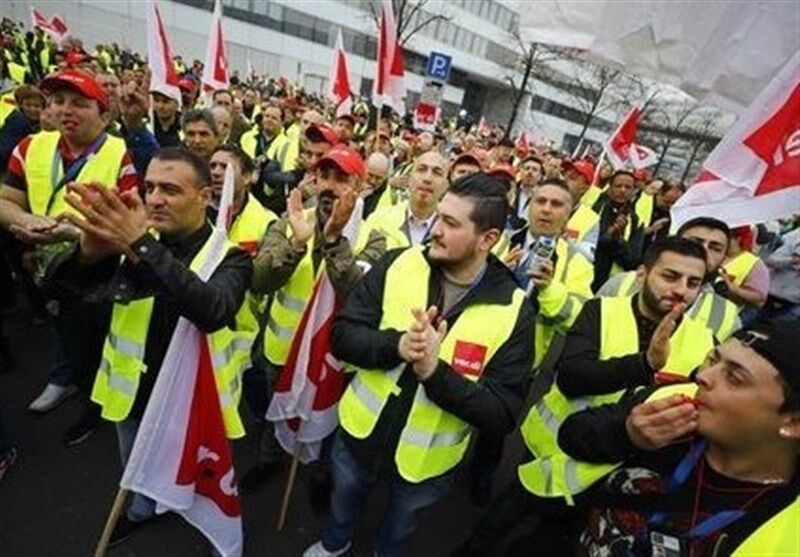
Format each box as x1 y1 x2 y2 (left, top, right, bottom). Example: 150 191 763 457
453 151 483 170
489 163 516 183
633 168 649 181
305 123 339 145
314 145 365 178
178 78 198 92
40 70 108 109
563 159 595 183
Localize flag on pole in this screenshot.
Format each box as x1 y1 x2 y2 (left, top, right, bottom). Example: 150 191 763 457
515 131 530 157
146 0 182 103
605 105 657 169
203 0 230 92
266 200 364 464
31 8 68 42
671 52 800 229
372 0 405 114
118 161 242 557
330 28 353 118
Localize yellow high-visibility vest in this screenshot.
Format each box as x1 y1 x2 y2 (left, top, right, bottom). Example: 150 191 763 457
262 209 320 366
25 131 126 217
355 201 413 252
634 192 655 227
240 129 296 172
564 204 599 247
534 239 594 368
732 496 799 556
91 232 250 439
580 185 603 208
518 296 714 503
722 251 760 287
338 246 527 483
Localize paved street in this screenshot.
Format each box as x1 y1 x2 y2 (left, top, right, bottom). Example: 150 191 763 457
0 300 533 556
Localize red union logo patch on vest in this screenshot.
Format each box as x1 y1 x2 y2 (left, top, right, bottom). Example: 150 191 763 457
451 341 488 377
563 227 579 241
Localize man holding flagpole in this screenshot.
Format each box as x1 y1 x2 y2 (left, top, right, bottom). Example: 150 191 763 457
43 147 252 546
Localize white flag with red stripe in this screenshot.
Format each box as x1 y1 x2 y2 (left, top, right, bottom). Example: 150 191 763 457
31 7 68 42
203 0 230 92
266 201 364 463
605 105 657 169
146 0 182 103
671 52 800 229
330 28 353 118
372 0 405 114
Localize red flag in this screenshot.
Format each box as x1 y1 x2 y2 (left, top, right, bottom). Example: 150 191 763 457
373 0 405 114
146 0 182 103
31 8 68 41
515 132 530 157
672 52 800 229
605 105 656 169
203 0 229 92
329 28 353 117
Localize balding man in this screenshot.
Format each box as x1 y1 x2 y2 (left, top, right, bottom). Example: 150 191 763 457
361 152 392 219
210 105 233 145
357 150 449 250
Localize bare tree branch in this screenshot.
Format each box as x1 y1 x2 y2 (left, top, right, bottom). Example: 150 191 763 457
401 13 449 45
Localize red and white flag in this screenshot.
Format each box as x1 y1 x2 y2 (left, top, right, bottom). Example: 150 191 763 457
330 28 353 118
515 131 531 157
605 105 657 169
146 0 182 103
31 8 68 42
477 117 492 137
672 52 800 229
203 0 230 92
372 0 405 114
266 201 364 463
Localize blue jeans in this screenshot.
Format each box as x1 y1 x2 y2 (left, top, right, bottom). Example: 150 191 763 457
116 418 156 522
321 431 456 557
47 316 73 387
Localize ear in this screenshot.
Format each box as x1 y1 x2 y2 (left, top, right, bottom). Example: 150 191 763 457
634 264 646 285
778 413 800 441
479 228 501 254
198 185 212 206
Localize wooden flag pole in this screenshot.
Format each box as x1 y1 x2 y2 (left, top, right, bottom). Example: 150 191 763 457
592 147 607 186
276 445 302 531
94 487 129 557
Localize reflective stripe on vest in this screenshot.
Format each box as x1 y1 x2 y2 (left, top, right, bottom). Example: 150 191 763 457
518 297 714 501
263 210 318 366
722 251 760 287
25 131 127 217
91 231 249 439
597 271 639 298
338 246 527 483
687 291 740 341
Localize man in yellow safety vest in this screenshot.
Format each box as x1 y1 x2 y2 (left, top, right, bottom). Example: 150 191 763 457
44 147 253 546
303 173 535 557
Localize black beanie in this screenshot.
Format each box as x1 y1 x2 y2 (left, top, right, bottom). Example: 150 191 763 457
734 320 800 393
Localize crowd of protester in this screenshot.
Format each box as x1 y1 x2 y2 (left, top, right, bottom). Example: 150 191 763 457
0 16 798 557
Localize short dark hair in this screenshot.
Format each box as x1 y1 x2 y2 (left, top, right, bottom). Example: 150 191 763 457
212 88 232 101
536 178 573 199
152 147 211 188
181 109 219 135
642 236 708 269
448 172 508 232
212 144 255 175
610 169 635 182
677 217 731 242
520 155 544 169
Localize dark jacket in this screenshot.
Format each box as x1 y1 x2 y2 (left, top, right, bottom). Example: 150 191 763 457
44 223 253 417
331 247 536 475
555 297 661 398
592 193 645 291
0 109 37 174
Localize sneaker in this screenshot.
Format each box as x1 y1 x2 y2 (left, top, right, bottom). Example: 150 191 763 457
238 461 284 495
108 515 147 548
63 406 101 446
28 383 78 413
0 448 18 481
303 540 352 557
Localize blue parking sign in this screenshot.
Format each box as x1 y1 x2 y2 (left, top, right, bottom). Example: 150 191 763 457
425 52 452 82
